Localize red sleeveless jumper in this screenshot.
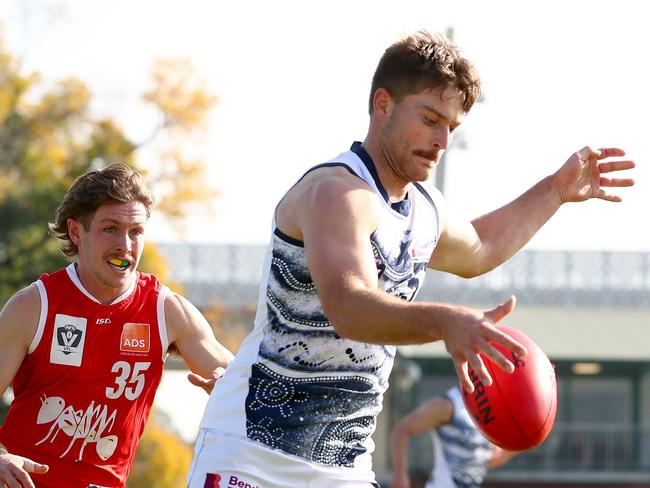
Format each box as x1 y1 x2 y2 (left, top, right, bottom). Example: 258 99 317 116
0 265 168 487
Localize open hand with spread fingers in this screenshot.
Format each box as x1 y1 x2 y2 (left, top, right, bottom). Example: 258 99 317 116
440 296 528 394
555 146 635 203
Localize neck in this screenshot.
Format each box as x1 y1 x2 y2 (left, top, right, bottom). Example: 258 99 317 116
73 262 131 305
361 135 410 202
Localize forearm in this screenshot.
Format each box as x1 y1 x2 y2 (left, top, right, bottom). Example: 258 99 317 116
390 426 411 479
179 337 233 378
165 292 234 377
470 175 562 274
323 286 456 345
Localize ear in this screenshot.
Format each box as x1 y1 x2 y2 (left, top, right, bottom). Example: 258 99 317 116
68 218 82 246
371 87 393 121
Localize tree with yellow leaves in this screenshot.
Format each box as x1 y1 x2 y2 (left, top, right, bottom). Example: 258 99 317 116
127 410 194 488
0 33 217 303
0 28 220 481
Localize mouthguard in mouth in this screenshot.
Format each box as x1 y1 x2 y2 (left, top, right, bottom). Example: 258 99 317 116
108 258 129 268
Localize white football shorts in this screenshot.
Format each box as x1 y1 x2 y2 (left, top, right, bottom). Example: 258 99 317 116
187 429 380 488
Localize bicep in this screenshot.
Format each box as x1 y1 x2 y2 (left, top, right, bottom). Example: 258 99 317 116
0 340 25 395
0 287 40 393
428 212 484 277
300 179 379 319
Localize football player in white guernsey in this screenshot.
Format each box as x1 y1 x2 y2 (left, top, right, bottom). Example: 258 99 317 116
187 30 634 487
390 386 517 488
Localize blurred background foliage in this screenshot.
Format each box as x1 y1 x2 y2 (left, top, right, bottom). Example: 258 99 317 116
0 28 218 304
126 409 194 488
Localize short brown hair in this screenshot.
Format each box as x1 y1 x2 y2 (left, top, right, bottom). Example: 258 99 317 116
369 30 481 114
49 162 154 257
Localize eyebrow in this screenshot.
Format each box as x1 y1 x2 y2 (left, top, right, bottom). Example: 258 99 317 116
420 104 463 128
98 218 146 226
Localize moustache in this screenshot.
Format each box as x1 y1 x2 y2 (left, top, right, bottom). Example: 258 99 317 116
413 150 440 162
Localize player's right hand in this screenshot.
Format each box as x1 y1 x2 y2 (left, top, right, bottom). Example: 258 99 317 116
0 451 48 488
440 295 528 394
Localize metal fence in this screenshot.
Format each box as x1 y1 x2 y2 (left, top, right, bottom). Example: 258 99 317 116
378 419 650 485
156 244 650 309
491 423 650 482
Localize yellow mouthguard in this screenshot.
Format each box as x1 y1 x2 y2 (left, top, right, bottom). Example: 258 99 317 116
108 258 128 267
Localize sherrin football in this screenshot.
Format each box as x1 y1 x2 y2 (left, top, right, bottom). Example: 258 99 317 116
461 325 557 451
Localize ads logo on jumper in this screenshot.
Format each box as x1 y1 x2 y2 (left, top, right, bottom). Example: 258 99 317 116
50 314 87 367
120 323 150 354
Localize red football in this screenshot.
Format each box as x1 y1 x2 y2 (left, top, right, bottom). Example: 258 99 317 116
461 325 557 451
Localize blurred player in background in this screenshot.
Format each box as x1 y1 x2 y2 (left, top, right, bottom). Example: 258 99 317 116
0 162 233 488
390 386 517 488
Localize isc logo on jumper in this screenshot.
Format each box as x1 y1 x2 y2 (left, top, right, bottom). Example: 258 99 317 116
50 314 87 367
120 323 150 353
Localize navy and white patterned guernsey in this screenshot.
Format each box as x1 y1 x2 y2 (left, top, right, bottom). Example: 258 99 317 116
426 387 493 488
200 142 443 471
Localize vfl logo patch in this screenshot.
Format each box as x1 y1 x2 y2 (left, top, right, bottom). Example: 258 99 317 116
120 323 150 353
50 314 87 367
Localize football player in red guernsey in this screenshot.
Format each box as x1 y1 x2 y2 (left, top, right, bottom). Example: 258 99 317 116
0 162 233 488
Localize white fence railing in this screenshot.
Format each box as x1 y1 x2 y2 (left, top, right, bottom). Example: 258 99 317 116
156 244 650 308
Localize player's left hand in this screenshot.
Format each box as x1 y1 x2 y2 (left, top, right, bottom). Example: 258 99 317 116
555 146 635 203
187 367 226 395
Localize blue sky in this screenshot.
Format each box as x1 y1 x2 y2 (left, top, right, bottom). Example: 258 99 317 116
2 0 648 251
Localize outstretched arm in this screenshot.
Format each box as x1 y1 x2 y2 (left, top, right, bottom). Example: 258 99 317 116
429 146 635 278
165 292 234 394
0 286 50 486
389 396 453 488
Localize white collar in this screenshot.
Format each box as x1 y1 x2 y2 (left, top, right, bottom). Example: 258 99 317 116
66 263 136 305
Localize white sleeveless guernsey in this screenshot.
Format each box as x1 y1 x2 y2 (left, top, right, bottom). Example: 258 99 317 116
426 387 493 488
199 142 444 472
